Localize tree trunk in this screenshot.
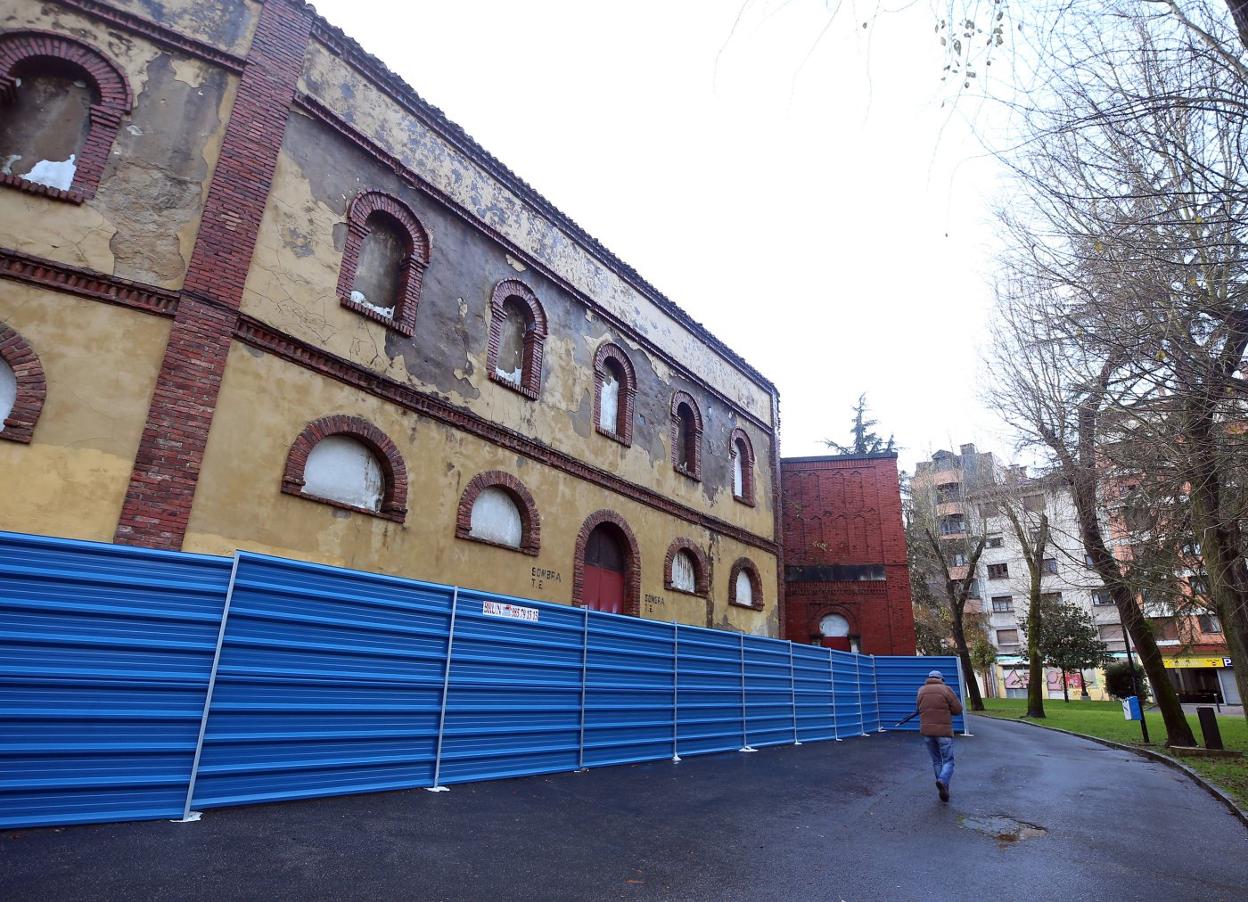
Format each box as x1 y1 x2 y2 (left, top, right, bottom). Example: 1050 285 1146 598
1026 573 1046 718
1061 673 1069 703
950 610 985 711
1227 0 1248 52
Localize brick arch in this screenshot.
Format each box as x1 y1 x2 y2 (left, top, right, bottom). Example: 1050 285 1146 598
664 537 710 597
0 324 46 444
487 279 548 399
729 427 756 505
0 30 132 202
592 341 636 445
454 469 541 556
811 605 857 640
337 189 431 336
572 509 641 616
280 414 408 522
670 390 703 479
728 557 764 610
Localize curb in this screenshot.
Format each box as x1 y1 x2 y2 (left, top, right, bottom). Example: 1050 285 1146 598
970 713 1248 831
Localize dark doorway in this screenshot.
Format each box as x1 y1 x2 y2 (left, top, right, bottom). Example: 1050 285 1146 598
584 523 627 614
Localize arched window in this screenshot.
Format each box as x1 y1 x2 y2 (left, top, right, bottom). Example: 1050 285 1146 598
819 613 850 638
593 342 636 445
337 190 430 336
729 557 764 610
670 390 703 480
730 428 756 505
455 470 540 555
487 280 547 399
0 32 132 201
0 324 46 444
573 510 641 615
664 538 710 596
281 415 407 522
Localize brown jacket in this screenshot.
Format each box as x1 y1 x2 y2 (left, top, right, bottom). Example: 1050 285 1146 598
917 678 963 737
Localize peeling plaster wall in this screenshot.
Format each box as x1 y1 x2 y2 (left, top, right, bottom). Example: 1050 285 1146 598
105 0 261 56
185 345 779 635
0 286 170 540
0 0 237 287
241 112 774 535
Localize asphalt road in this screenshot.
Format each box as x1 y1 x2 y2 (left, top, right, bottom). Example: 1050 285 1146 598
3 716 1245 901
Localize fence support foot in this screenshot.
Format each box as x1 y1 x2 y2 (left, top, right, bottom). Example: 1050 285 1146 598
739 746 758 753
671 755 682 763
173 811 202 823
425 786 450 793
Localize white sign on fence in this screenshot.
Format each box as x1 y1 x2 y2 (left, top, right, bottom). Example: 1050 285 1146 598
483 601 539 622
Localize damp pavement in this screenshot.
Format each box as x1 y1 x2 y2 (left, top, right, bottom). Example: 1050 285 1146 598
2 717 1245 901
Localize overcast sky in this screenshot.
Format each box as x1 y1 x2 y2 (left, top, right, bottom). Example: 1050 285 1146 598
313 0 1019 474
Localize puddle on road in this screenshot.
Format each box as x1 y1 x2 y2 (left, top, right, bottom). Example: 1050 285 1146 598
960 815 1048 845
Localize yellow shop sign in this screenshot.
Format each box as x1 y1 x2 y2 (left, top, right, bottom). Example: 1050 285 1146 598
1161 656 1232 669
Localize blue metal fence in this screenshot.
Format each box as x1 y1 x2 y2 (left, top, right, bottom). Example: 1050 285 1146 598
0 531 964 829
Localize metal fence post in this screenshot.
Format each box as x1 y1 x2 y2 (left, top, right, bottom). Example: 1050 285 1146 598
789 642 801 745
871 654 885 732
855 654 867 736
829 648 842 741
957 656 974 737
738 633 756 752
577 606 590 769
671 617 681 762
426 586 460 792
178 552 241 822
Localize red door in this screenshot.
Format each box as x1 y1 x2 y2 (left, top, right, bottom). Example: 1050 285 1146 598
820 637 851 652
584 524 626 613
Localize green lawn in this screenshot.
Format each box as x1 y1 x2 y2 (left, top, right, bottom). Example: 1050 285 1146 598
976 698 1248 811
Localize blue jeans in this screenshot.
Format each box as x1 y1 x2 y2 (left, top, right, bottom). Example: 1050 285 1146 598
925 736 955 786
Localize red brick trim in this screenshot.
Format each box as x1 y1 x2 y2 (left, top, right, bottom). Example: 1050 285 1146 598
280 414 408 522
572 509 641 616
290 95 774 437
664 537 710 597
235 315 780 556
0 246 179 316
115 1 314 550
670 390 703 481
336 190 430 336
486 279 547 400
592 342 635 446
730 427 756 506
54 0 247 72
454 470 540 556
0 324 46 443
0 30 132 203
728 557 764 611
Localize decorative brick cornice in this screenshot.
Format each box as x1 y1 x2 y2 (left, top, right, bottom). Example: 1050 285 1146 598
670 390 703 481
281 414 408 522
664 537 710 597
234 316 779 556
289 95 774 437
454 470 540 556
592 342 635 446
0 324 46 443
572 509 641 616
486 279 547 400
728 557 765 611
0 247 179 316
336 190 430 336
730 427 756 506
53 0 247 72
0 30 131 202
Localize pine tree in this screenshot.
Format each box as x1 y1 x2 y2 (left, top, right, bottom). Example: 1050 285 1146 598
825 393 896 454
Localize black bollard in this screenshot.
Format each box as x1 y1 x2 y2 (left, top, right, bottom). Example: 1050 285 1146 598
1196 706 1224 751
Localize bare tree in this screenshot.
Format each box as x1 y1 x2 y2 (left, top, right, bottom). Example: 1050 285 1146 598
995 492 1051 718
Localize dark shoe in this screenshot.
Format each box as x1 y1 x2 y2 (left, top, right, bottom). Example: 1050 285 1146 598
936 780 949 802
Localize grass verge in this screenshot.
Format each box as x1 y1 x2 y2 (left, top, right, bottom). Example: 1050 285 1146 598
976 698 1248 811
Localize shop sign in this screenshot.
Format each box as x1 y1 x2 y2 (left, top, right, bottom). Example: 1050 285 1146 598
1161 655 1229 669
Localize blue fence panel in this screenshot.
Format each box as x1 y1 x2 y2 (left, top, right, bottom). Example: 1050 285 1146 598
675 626 744 757
792 645 836 742
860 655 882 733
742 635 796 748
438 588 583 784
0 531 231 828
875 656 966 733
830 650 864 737
190 553 453 809
584 613 675 767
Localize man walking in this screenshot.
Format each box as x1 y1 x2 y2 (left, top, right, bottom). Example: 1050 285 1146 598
917 669 963 802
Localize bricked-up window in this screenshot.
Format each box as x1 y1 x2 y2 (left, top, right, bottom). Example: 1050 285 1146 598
670 391 703 480
730 428 756 505
0 32 132 202
593 343 635 444
487 280 547 399
664 538 710 596
337 191 430 336
729 557 764 610
281 415 407 522
455 470 540 556
987 563 1009 579
0 324 46 444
